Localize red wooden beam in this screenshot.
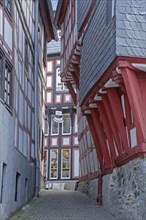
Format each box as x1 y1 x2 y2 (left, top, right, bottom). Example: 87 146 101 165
107 88 129 153
90 108 113 169
121 67 145 143
102 95 122 156
66 82 76 105
86 115 105 171
72 72 79 89
97 101 117 160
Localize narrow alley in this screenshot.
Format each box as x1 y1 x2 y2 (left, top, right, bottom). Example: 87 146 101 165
10 190 116 220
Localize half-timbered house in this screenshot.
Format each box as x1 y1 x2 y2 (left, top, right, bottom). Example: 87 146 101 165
55 0 146 219
0 0 55 219
44 15 79 188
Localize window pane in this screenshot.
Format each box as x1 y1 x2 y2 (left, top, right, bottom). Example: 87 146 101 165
50 149 58 179
62 114 71 134
61 149 70 179
51 116 59 135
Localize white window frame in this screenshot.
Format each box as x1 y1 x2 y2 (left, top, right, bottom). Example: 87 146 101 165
61 149 71 179
50 149 58 180
62 114 71 135
51 117 59 136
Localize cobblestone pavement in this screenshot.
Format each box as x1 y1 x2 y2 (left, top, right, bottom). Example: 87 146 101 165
10 190 116 220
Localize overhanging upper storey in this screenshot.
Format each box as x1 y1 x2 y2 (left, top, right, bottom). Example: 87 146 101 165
39 0 57 42
54 0 97 104
54 0 79 104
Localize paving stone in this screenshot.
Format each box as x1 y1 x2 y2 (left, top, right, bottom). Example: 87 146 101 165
10 190 116 220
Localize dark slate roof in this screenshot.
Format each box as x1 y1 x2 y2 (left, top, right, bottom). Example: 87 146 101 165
116 0 146 57
47 39 60 55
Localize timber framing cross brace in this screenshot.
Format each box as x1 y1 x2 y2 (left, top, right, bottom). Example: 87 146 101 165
82 59 146 174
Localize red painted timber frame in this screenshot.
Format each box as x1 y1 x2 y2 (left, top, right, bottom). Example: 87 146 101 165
82 57 146 174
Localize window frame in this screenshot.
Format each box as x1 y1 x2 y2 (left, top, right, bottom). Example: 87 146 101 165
61 149 71 179
50 149 58 179
51 116 59 136
0 50 13 110
62 114 71 135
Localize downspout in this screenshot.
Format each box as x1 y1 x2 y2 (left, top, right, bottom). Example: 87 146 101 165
34 0 39 197
97 170 103 205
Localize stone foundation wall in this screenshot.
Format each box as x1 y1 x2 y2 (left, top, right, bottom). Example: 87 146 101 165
102 158 146 220
78 158 146 220
77 178 98 202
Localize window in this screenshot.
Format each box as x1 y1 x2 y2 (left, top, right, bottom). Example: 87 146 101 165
51 115 59 135
0 163 7 203
14 172 21 202
107 0 115 24
4 62 12 106
61 149 70 179
4 0 12 16
50 149 58 179
62 114 71 135
0 51 12 109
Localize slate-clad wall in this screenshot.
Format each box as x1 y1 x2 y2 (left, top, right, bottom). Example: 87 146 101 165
77 0 94 32
116 0 146 58
79 0 146 105
80 0 116 105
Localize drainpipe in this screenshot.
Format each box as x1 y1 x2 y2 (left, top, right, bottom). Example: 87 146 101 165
97 169 102 205
34 0 39 197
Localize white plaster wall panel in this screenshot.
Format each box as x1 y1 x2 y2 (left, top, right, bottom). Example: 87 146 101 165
25 101 27 128
73 149 79 177
44 137 48 146
130 127 137 148
74 137 78 145
14 49 18 76
65 94 70 102
56 95 61 103
89 152 94 173
52 137 57 146
93 148 99 172
0 8 3 36
32 90 34 108
18 20 23 54
15 80 18 112
86 155 91 173
74 114 78 133
46 92 52 103
56 60 60 65
15 118 18 147
28 82 32 102
47 76 52 88
27 135 30 159
84 158 87 175
28 105 31 130
18 127 22 153
19 90 23 125
32 113 35 141
63 137 70 146
23 132 27 157
4 18 12 50
31 143 35 158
